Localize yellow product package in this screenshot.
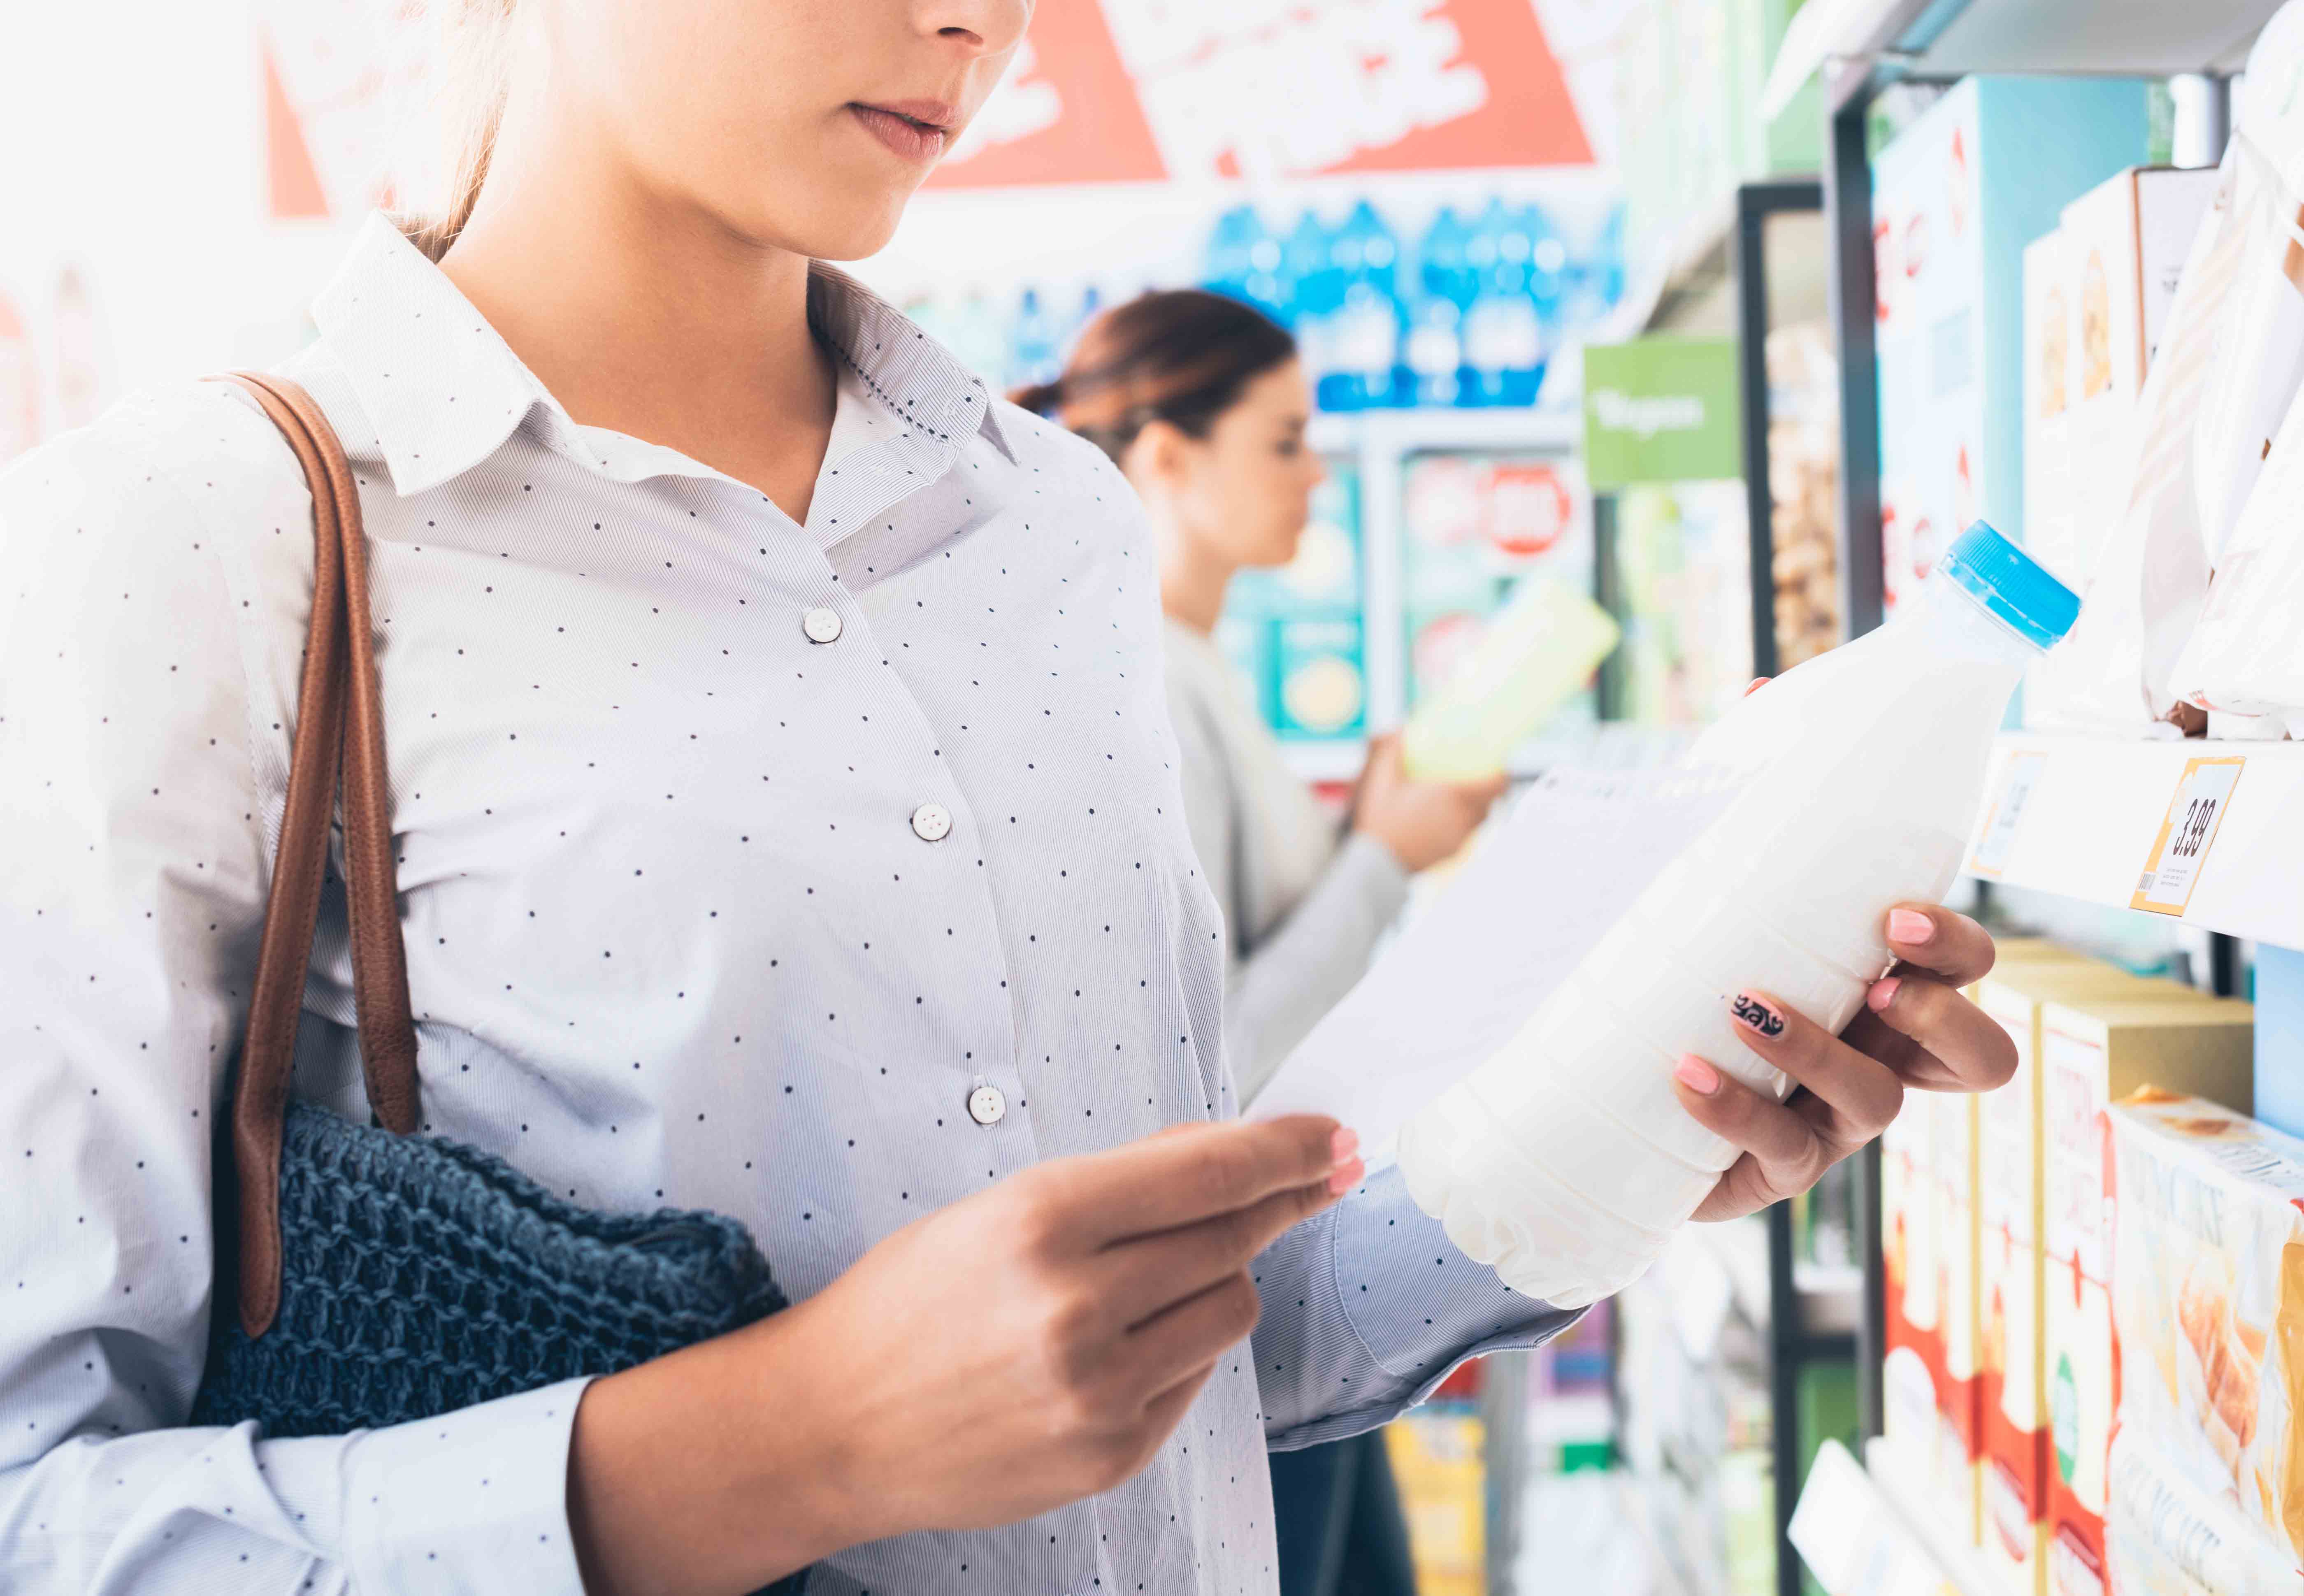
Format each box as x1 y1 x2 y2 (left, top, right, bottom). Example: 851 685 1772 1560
1937 1090 1983 1547
2110 1092 2304 1566
2042 996 2252 1596
1973 960 2192 1596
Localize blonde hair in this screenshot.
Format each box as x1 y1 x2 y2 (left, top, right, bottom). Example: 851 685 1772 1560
403 0 523 263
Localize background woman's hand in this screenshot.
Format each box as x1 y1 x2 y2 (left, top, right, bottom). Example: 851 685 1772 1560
1670 902 2015 1223
569 1115 1363 1594
1352 732 1508 873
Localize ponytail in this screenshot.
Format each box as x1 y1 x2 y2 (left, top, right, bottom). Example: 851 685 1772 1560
1029 290 1296 465
1009 377 1068 416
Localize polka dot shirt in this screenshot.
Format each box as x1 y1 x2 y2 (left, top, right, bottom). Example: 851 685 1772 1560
0 212 1575 1596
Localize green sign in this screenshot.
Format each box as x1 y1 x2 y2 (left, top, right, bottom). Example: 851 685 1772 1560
1581 336 1743 489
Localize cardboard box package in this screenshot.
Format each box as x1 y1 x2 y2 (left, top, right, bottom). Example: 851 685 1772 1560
1883 1083 1944 1492
2042 997 2254 1596
1974 960 2201 1596
1937 1090 1983 1547
1870 77 2154 617
2111 1090 2304 1568
2058 167 2221 586
2023 232 2077 588
2105 1427 2302 1596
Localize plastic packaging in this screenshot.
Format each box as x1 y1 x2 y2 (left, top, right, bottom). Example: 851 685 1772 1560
2039 1 2304 729
1396 523 2079 1309
1400 577 1619 781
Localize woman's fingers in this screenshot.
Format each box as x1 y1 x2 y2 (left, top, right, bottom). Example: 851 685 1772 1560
1860 969 2018 1094
1120 1270 1264 1399
1045 1116 1351 1246
1091 1159 1364 1329
1672 1056 1819 1169
1669 1061 1826 1221
1882 903 1997 987
1720 989 1905 1146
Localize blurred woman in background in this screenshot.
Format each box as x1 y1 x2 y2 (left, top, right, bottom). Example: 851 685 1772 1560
1020 291 1507 1596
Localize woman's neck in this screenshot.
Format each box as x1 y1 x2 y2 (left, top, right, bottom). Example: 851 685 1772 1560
437 75 837 524
1158 530 1236 637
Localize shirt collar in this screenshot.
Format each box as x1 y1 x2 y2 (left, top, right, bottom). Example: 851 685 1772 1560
310 211 1013 498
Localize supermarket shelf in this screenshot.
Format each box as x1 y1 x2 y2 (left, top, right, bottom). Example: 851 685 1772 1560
1277 739 1370 785
1305 406 1581 458
1766 0 2277 120
1624 188 1738 338
1962 733 2304 945
1789 1437 1994 1596
1793 1261 1864 1301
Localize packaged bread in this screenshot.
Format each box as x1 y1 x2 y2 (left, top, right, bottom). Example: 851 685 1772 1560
1971 958 2197 1596
2106 1427 2303 1596
2109 1091 2304 1565
2043 996 2254 1596
2031 0 2304 732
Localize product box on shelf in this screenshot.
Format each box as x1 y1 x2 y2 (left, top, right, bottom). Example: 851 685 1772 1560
1936 1090 1984 1549
2023 231 2076 588
1388 1408 1485 1596
1884 1082 1944 1493
2109 1090 2304 1570
2041 997 2255 1596
1974 959 2198 1596
1273 616 1367 740
1870 76 2155 616
2058 167 2220 587
2106 1427 2303 1596
1222 462 1361 743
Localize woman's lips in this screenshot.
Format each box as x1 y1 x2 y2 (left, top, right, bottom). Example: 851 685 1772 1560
848 102 950 164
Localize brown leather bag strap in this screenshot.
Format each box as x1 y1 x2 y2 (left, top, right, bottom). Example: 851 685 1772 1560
209 372 419 1336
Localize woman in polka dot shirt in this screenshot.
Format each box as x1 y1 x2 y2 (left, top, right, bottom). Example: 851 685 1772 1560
0 4 2017 1594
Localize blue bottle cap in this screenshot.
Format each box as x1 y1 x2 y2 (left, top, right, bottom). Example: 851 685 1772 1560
1938 520 2080 649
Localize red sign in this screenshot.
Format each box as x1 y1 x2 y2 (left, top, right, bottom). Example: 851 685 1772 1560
933 0 1594 188
1482 462 1573 558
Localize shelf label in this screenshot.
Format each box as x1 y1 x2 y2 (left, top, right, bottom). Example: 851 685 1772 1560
2130 756 2244 916
1967 750 2049 878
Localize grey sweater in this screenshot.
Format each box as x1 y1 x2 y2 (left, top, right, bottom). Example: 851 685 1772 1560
1163 619 1410 1102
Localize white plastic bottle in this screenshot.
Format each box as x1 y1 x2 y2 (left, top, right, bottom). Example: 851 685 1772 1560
1396 523 2079 1308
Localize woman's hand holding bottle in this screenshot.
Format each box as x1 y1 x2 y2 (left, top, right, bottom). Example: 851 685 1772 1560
1351 732 1508 874
566 1114 1363 1596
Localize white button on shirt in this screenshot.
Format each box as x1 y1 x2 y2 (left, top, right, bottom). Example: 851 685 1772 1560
0 212 1569 1596
803 605 843 643
967 1083 1008 1125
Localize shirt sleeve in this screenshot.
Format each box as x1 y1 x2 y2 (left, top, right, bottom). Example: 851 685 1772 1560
1250 1162 1583 1451
0 395 591 1596
1161 675 1409 1102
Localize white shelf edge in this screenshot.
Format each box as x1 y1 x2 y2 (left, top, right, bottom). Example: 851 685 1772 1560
1789 1436 2000 1596
1763 0 2276 121
1792 1260 1865 1300
1962 732 2304 946
1305 406 1581 458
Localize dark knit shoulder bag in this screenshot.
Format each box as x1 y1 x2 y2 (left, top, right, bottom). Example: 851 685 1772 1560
187 374 803 1593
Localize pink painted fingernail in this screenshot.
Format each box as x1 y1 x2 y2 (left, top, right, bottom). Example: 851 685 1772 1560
1674 1055 1721 1096
1729 992 1787 1038
1330 1127 1360 1166
1868 976 1901 1013
1327 1157 1366 1196
1887 908 1934 944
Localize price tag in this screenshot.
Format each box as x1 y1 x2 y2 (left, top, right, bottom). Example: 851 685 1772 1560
2130 756 2244 916
1967 750 2048 877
